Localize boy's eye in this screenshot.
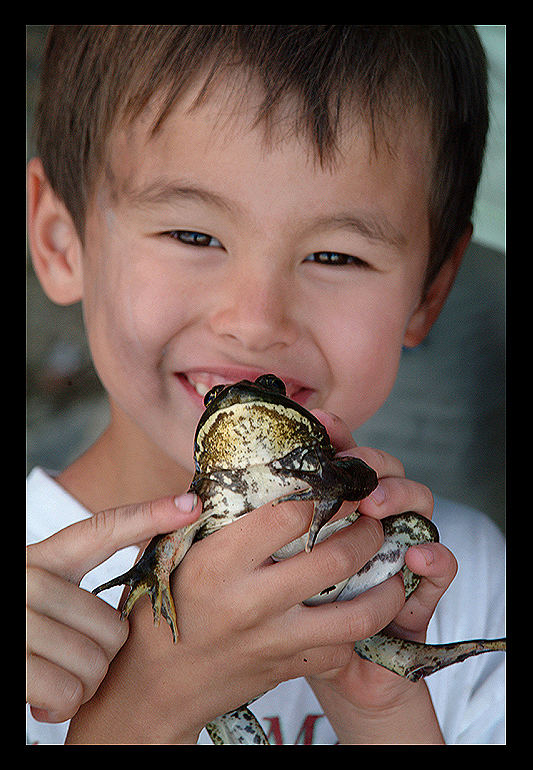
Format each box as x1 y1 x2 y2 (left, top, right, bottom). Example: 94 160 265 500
304 251 368 267
166 230 222 248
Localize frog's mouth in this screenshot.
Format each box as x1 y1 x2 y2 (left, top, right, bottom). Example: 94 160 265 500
178 371 313 404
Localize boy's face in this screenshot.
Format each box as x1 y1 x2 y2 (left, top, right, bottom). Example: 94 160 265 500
80 83 433 473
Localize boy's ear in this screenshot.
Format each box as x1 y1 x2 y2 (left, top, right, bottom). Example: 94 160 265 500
27 157 84 305
403 225 472 348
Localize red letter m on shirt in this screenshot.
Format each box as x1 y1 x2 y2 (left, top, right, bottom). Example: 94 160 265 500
263 713 326 745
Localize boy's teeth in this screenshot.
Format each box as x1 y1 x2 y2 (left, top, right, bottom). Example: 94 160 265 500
186 374 228 397
185 372 301 400
192 381 210 397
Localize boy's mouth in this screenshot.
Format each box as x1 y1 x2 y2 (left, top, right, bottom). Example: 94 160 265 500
177 370 313 405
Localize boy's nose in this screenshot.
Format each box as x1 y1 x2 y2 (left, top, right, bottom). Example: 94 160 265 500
207 266 299 353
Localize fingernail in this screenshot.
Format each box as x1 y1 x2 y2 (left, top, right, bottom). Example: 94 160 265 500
31 707 59 723
416 544 434 566
173 492 198 513
370 483 386 505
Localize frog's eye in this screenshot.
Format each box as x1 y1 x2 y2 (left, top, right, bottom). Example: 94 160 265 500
203 383 227 407
255 374 286 395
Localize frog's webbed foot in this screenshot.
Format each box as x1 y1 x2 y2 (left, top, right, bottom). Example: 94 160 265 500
92 531 191 643
305 456 378 551
206 705 269 745
354 631 507 681
272 454 378 553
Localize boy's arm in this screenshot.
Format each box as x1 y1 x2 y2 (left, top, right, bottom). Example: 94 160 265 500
309 678 444 744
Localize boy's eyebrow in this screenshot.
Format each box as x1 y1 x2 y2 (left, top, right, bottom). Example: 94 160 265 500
126 179 407 247
125 179 241 215
308 213 408 248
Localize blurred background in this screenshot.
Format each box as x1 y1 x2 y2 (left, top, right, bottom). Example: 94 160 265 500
26 25 506 532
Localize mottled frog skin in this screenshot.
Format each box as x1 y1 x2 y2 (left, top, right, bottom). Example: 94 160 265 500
94 374 506 745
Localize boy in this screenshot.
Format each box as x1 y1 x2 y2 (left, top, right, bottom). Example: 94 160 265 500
26 26 505 744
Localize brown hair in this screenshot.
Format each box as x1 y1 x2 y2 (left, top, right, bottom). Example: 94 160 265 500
34 25 488 287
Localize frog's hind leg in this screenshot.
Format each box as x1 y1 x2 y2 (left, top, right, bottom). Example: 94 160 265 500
205 706 269 745
93 528 195 643
354 632 506 681
92 545 178 642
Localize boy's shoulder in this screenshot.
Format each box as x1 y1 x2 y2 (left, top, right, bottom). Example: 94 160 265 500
26 466 92 545
27 466 138 602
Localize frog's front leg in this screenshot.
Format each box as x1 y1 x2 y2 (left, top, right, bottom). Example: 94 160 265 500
271 451 378 551
92 523 197 642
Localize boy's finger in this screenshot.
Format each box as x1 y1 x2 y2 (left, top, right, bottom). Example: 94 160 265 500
266 514 385 609
27 652 83 723
290 574 406 650
311 409 356 452
388 542 458 641
27 566 128 658
198 497 316 570
338 446 406 482
356 476 434 521
27 608 109 701
27 494 201 584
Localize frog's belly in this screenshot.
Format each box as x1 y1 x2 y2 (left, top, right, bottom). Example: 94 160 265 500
198 465 309 536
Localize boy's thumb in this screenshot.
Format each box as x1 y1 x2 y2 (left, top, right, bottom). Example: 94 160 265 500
27 493 200 584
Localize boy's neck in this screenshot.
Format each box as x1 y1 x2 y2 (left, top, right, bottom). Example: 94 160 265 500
56 400 193 514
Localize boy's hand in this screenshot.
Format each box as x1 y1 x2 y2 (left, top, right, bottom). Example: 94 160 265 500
65 486 407 743
26 493 200 724
306 410 458 742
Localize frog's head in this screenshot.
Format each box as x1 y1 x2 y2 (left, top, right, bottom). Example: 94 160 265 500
203 373 287 409
194 374 333 472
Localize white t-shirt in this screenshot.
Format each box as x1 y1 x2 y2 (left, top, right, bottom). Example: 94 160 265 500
26 467 505 745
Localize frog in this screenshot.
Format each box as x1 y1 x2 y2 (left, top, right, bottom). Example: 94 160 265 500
93 373 506 745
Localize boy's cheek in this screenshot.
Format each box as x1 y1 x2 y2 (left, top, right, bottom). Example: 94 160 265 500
324 349 401 431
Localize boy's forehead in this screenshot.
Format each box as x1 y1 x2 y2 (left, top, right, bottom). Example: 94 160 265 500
103 80 432 206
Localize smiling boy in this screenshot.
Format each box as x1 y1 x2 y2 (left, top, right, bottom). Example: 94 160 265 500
26 26 504 744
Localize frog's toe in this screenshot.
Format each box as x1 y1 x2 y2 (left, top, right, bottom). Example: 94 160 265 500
93 562 179 643
305 497 343 552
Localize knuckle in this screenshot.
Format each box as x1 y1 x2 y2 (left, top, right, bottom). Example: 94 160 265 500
139 499 164 530
406 481 434 512
360 515 385 552
369 447 390 474
423 484 435 513
359 447 405 479
326 643 354 670
114 614 130 648
26 565 49 600
105 613 130 654
354 609 381 641
81 639 110 685
272 499 312 540
26 542 58 577
235 593 262 630
52 672 84 720
342 602 382 641
321 539 358 581
90 506 118 542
